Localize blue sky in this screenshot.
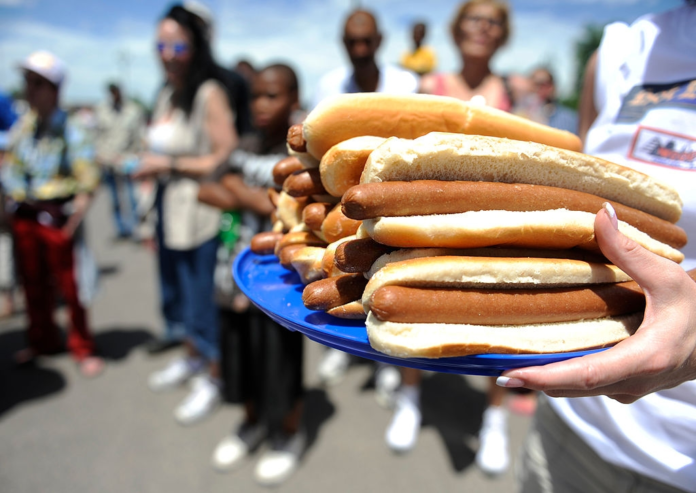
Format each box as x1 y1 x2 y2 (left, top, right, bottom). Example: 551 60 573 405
0 0 683 106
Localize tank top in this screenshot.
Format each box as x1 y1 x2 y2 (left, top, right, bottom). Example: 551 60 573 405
550 7 696 492
148 80 223 250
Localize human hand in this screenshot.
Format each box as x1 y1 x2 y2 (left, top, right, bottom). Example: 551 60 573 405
132 154 170 179
497 203 696 403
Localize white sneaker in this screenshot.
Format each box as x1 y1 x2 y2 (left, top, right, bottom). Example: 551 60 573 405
476 406 509 475
173 375 220 425
385 387 421 453
374 364 401 409
148 357 201 392
211 422 267 472
317 348 350 386
254 430 306 486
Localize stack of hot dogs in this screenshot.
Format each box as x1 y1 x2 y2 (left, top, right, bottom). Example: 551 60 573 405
251 93 688 359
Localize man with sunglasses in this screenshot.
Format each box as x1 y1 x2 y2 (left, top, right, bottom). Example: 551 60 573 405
1 51 103 377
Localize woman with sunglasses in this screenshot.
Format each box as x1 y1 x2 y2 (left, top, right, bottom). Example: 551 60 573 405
134 5 236 425
385 0 513 474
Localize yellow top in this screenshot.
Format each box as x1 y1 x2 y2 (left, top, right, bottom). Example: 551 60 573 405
400 46 437 75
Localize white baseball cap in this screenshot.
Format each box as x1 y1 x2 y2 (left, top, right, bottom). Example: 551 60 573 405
18 51 66 87
183 1 213 28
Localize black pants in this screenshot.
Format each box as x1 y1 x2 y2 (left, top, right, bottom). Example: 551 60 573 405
219 307 304 436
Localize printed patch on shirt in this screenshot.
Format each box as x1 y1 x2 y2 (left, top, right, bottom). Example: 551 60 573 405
617 79 696 123
629 126 696 171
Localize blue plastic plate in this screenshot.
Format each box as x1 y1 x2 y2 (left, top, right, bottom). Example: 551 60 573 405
233 248 604 376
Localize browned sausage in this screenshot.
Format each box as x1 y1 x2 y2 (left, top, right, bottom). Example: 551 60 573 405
302 274 368 311
341 181 687 249
369 282 647 325
335 238 394 273
287 124 307 152
283 169 327 198
279 244 307 269
251 231 283 255
302 202 334 231
272 156 304 187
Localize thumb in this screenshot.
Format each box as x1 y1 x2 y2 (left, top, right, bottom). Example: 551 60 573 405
595 203 672 293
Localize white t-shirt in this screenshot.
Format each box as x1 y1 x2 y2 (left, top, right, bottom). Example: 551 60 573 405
312 64 418 109
550 6 696 492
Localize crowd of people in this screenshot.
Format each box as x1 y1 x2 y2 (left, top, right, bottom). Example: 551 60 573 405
1 0 695 490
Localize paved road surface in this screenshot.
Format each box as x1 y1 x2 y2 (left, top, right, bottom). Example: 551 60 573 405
0 190 532 492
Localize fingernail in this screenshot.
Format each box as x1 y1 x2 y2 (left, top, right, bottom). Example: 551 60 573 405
496 376 525 388
603 202 619 230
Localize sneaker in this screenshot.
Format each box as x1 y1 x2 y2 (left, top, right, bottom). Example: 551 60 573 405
148 357 202 392
385 386 421 453
254 430 306 486
173 375 220 425
476 406 509 475
212 422 267 472
317 348 350 386
374 364 401 409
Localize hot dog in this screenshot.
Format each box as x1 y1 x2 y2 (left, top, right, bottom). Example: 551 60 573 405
321 235 355 278
361 133 682 223
369 282 646 325
302 202 334 231
294 93 582 160
302 274 369 311
342 181 687 249
334 238 395 273
273 156 304 187
251 231 283 255
283 168 327 198
361 256 642 358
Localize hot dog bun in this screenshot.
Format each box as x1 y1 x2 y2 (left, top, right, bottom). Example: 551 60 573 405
366 311 642 358
320 136 387 197
361 133 682 223
321 204 362 244
327 300 367 320
361 210 684 263
302 93 582 159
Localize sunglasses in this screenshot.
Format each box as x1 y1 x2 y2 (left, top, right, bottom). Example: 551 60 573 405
156 41 190 56
463 15 504 30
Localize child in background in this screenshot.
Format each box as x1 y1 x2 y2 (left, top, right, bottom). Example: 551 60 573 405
198 64 306 487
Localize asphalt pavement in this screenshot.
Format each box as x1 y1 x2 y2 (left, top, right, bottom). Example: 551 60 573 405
0 189 532 493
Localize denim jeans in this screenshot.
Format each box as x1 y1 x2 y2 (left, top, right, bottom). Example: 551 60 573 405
155 184 220 361
103 168 138 237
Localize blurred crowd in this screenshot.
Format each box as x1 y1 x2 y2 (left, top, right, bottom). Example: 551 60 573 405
1 0 695 491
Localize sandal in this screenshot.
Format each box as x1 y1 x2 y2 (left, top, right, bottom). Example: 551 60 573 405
79 356 105 378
